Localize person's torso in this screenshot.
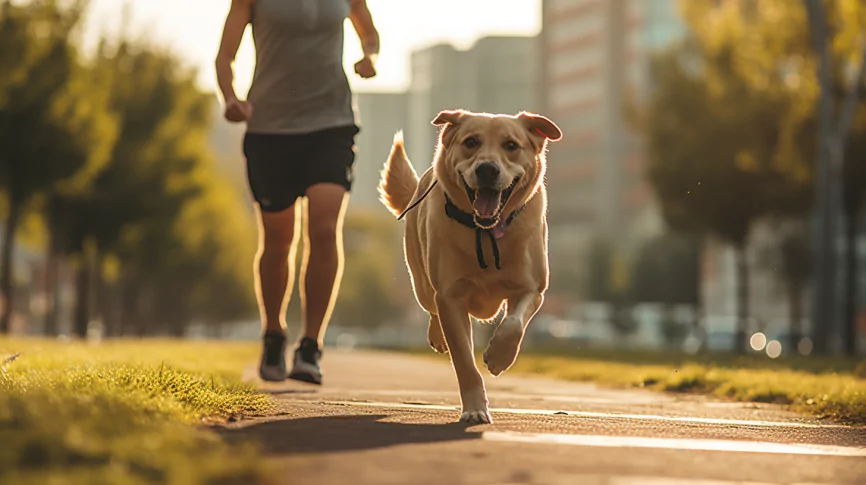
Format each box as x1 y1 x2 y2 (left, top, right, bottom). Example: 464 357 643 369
246 0 357 134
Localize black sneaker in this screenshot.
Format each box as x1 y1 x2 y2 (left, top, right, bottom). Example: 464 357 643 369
288 337 323 385
259 331 287 382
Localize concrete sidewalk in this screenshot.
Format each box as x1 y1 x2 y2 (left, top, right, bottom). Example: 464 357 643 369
219 349 866 485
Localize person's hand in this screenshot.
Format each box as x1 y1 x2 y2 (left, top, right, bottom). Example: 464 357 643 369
354 55 377 79
224 98 253 123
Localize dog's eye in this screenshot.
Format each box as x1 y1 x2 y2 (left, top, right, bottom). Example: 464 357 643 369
503 141 520 152
463 137 480 149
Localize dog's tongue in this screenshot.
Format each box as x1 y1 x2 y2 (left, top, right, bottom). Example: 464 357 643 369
492 220 507 239
473 188 501 218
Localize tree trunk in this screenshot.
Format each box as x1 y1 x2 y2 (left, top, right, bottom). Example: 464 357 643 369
102 278 119 338
788 281 804 353
120 275 139 337
92 253 107 338
72 259 91 338
169 319 186 338
0 196 21 334
43 221 61 336
843 209 859 356
734 243 749 355
804 0 836 355
803 0 866 354
693 237 706 352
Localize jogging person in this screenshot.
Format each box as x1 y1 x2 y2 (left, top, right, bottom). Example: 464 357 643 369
215 0 379 384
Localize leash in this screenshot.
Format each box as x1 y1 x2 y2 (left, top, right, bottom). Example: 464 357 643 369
397 180 438 221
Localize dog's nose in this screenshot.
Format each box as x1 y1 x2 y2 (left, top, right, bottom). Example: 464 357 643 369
474 162 500 187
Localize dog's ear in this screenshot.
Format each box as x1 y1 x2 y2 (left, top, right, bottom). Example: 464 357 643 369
431 109 466 127
517 111 563 142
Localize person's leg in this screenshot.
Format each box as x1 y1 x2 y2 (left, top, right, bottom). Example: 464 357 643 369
287 124 358 385
243 132 305 382
300 183 350 343
253 202 302 382
287 184 349 385
254 203 300 334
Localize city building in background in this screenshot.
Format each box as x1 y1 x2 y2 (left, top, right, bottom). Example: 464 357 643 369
404 36 543 172
539 0 686 277
350 93 408 209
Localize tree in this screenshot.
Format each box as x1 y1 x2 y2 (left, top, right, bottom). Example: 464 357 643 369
0 0 116 333
842 108 866 355
677 0 866 355
641 40 809 353
801 0 866 356
77 44 243 337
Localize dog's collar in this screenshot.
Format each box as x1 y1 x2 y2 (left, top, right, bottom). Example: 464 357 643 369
397 179 526 270
443 192 524 270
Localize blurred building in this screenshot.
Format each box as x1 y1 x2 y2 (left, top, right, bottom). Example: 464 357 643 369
351 92 408 209
405 36 543 172
539 0 687 272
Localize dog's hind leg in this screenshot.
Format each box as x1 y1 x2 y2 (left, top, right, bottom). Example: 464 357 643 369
435 292 491 425
427 314 448 354
483 292 543 377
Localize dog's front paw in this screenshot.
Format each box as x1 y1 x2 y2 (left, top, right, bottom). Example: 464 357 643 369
483 316 523 376
458 388 492 424
427 319 449 354
460 408 493 425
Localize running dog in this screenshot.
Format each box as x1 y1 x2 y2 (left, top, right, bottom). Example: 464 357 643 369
378 109 562 424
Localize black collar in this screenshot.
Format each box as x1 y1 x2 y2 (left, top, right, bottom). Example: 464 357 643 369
398 180 525 270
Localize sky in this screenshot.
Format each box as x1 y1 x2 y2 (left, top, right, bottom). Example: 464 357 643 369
82 0 542 96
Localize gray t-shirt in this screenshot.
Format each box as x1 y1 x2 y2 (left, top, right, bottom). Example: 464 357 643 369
245 0 358 134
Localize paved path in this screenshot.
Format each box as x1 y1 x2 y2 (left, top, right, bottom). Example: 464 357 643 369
221 350 866 485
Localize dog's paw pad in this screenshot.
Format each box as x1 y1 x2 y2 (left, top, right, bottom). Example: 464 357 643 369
428 340 449 354
484 320 523 376
460 409 493 425
484 342 519 376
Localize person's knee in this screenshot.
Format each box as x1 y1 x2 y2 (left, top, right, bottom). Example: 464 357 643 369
307 219 339 250
261 225 295 256
259 205 297 256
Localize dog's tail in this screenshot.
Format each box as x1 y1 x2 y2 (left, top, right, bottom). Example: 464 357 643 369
378 131 419 217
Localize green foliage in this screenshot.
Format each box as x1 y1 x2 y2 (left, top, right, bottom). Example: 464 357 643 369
0 0 259 335
643 41 811 246
0 0 116 208
330 210 405 328
638 0 866 353
0 0 118 331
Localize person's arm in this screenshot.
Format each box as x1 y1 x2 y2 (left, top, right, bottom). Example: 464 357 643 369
349 0 379 79
216 0 254 122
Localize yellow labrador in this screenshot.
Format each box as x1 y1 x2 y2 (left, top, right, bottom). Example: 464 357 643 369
378 109 562 424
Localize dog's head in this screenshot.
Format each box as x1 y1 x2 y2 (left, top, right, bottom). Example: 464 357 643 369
431 109 562 221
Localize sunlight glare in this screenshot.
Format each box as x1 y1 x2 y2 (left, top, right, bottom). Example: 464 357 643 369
797 337 814 356
749 332 767 351
765 340 782 359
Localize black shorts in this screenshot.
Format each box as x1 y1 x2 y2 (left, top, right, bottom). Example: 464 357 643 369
242 124 360 213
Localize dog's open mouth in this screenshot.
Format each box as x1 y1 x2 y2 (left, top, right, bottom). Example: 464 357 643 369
463 178 519 222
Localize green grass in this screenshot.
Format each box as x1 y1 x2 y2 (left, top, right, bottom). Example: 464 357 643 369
411 346 866 425
509 349 866 424
0 338 275 485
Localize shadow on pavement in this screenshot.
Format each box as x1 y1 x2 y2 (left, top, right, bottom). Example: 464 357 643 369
218 414 481 454
260 389 318 396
